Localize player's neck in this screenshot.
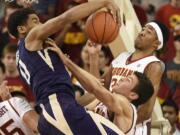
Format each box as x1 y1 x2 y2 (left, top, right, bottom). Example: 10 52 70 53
6 70 19 77
131 50 154 61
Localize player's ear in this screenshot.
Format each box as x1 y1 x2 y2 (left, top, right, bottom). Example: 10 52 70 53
17 26 27 35
129 92 139 100
153 40 161 50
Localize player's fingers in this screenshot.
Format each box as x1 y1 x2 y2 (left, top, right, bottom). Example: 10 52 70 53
86 40 92 47
108 8 116 22
99 79 105 85
65 54 70 58
45 40 56 47
96 44 102 50
89 40 96 47
116 9 121 26
47 47 57 52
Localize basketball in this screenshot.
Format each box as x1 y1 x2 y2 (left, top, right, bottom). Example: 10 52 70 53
85 11 120 44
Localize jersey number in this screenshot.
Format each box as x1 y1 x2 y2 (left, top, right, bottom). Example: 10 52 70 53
19 60 30 85
111 78 118 88
0 119 25 135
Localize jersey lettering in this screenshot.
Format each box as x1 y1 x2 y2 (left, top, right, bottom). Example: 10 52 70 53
0 119 25 135
19 60 30 85
0 106 8 117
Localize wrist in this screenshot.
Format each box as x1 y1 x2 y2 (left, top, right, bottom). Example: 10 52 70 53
89 52 99 57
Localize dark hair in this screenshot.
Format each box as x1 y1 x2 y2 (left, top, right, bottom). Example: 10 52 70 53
101 46 111 58
73 84 85 96
0 61 5 73
3 44 17 57
7 8 36 38
131 71 154 107
152 21 170 45
162 99 179 114
11 91 26 98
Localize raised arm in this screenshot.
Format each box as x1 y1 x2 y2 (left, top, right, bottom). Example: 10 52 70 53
27 0 120 41
137 62 164 123
86 41 112 89
47 40 124 114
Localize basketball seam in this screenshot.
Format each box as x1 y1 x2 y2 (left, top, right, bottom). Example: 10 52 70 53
105 18 118 43
101 12 107 44
92 14 99 43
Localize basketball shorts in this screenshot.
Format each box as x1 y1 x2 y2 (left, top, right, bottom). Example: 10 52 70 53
37 93 124 135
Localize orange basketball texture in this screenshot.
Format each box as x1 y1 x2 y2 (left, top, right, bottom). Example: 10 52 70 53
85 11 120 44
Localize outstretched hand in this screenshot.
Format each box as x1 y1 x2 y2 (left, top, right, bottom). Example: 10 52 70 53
105 0 121 26
85 40 102 55
45 39 68 62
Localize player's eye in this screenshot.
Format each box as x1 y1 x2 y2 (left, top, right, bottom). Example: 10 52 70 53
32 18 38 23
142 27 145 31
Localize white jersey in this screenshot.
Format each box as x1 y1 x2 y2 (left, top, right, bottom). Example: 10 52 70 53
96 52 161 135
111 52 161 135
125 104 137 135
0 97 35 135
110 52 160 91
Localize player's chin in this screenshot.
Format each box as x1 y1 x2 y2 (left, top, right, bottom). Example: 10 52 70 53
134 43 142 50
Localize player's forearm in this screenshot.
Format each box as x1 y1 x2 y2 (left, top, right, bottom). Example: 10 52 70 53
63 56 118 113
23 110 39 133
64 0 109 24
137 92 157 123
77 93 96 106
86 99 100 110
63 56 101 94
89 53 100 78
37 0 109 39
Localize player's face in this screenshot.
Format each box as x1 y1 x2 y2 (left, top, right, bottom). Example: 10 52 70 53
112 74 139 98
162 105 178 126
135 25 158 50
18 14 40 36
3 53 17 73
26 14 40 30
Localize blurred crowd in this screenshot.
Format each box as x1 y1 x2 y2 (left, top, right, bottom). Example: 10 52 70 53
0 0 179 133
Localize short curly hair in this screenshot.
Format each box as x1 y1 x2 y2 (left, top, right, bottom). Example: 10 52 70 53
131 71 154 107
7 8 36 38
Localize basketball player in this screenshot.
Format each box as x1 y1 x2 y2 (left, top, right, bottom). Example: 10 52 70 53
46 39 154 135
0 81 38 135
7 1 124 135
87 21 170 135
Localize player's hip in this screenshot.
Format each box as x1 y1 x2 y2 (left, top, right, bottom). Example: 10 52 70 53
37 93 124 135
